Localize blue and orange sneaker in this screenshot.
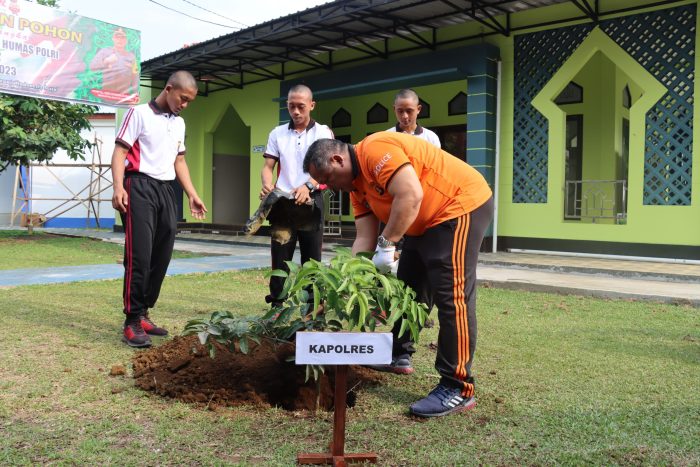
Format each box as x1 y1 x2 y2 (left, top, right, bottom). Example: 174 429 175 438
409 384 476 418
140 314 168 336
122 321 152 348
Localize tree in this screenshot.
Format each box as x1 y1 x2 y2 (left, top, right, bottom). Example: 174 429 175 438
0 0 96 172
183 249 430 382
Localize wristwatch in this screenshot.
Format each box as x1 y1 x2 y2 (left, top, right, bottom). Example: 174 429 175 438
377 235 396 248
304 181 315 192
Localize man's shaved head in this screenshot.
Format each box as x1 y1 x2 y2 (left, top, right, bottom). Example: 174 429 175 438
394 88 419 105
288 84 313 100
167 70 197 91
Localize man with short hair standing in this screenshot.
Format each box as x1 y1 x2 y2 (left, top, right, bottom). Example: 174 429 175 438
260 84 333 307
386 89 441 148
111 70 207 348
303 133 493 418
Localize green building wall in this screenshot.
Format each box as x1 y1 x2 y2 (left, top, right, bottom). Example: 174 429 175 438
143 0 698 257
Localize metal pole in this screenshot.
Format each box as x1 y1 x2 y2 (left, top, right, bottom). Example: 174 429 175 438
492 60 502 253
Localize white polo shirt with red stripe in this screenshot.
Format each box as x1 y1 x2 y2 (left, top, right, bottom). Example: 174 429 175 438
264 119 333 192
115 100 186 181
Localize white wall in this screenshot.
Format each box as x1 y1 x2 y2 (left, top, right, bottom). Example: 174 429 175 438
31 116 116 227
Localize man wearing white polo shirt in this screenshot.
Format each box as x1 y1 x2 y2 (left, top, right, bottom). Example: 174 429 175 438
387 89 441 148
111 70 207 348
260 84 333 307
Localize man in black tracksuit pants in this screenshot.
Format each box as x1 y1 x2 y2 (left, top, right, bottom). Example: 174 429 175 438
304 134 493 418
111 70 207 348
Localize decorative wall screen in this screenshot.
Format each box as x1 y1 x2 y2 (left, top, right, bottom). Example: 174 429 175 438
513 5 695 205
601 5 695 205
513 24 593 203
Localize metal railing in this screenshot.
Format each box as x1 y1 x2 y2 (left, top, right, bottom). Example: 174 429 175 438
324 190 342 236
564 180 627 223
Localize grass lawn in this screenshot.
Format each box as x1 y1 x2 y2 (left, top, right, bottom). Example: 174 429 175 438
0 230 200 270
1 269 698 465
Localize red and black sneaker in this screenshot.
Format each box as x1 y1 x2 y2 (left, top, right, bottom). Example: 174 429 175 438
123 321 152 348
141 314 168 336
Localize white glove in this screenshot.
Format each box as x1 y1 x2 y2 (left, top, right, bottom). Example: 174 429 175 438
373 245 397 274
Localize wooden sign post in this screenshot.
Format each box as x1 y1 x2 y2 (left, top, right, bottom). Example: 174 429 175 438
295 332 392 466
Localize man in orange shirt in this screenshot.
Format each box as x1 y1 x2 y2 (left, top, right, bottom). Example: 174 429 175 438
304 132 493 418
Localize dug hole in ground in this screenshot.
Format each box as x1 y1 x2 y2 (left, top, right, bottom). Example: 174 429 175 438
131 335 385 411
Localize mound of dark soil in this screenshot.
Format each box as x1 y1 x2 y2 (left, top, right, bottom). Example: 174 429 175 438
132 335 385 411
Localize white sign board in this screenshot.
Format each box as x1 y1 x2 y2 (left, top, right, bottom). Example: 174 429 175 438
295 332 392 365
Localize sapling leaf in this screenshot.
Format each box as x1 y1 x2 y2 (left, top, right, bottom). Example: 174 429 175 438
312 283 320 318
398 318 409 339
358 292 369 326
345 292 358 315
197 331 209 345
408 320 419 343
266 269 289 278
239 337 249 354
336 277 349 293
376 274 394 297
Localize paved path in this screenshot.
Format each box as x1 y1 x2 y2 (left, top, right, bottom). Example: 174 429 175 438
0 253 270 287
1 227 698 306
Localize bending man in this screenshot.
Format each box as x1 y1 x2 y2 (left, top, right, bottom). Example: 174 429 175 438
304 133 493 418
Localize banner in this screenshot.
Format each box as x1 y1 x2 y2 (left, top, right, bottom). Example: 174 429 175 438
0 0 140 106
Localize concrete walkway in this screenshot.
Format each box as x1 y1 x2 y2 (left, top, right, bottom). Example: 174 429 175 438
1 227 698 306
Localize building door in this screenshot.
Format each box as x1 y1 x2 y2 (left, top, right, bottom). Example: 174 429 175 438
213 154 250 225
565 115 583 219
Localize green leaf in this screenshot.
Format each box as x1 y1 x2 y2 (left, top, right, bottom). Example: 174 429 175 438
238 337 249 354
267 269 289 278
376 274 394 297
417 303 426 327
197 331 209 345
345 292 358 315
357 292 369 326
312 283 320 318
397 318 409 339
408 320 419 343
336 277 349 293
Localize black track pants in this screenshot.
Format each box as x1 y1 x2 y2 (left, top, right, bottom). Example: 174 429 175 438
267 194 324 305
268 228 323 304
395 197 494 396
120 173 177 317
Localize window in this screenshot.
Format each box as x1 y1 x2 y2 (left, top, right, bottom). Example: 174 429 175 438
622 85 632 109
554 81 583 105
367 103 388 124
448 92 467 115
332 108 351 128
418 98 430 119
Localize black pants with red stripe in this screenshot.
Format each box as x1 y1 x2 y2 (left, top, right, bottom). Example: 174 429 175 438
395 197 494 396
120 173 178 318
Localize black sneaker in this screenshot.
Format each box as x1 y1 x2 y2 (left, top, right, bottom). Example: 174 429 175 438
409 384 476 418
365 356 414 375
123 321 151 348
140 314 168 336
